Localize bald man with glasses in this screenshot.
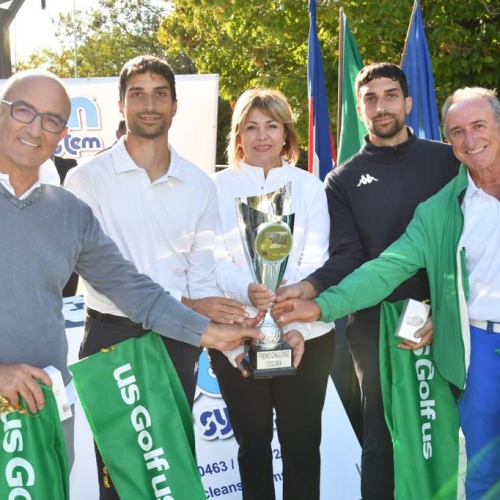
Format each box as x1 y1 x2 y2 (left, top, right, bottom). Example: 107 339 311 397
0 69 261 470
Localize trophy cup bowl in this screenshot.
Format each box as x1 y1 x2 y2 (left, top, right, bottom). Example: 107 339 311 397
236 183 296 378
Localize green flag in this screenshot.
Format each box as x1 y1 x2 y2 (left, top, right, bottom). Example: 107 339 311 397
0 384 70 500
379 301 460 499
70 332 205 500
337 9 367 165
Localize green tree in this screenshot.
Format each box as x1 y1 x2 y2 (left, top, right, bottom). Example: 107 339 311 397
17 0 500 160
160 0 500 149
159 0 319 151
15 0 195 78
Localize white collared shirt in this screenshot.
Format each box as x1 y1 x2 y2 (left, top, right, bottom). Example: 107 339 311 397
65 137 222 316
461 171 500 321
0 159 60 198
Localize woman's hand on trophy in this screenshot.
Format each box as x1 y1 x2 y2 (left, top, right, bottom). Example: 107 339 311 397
248 283 275 310
183 296 249 324
235 352 251 378
241 309 265 328
284 330 305 369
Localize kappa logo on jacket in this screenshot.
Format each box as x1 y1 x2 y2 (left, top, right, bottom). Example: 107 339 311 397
357 174 379 186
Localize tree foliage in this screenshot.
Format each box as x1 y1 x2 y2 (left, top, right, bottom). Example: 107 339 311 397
159 0 314 142
15 0 195 78
17 0 500 160
160 0 500 151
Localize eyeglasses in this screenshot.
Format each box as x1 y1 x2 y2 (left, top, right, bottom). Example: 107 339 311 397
0 100 67 134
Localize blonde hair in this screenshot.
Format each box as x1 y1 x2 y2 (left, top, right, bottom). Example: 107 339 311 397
227 88 299 166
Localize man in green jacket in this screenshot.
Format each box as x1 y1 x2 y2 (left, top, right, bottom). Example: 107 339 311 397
277 86 500 500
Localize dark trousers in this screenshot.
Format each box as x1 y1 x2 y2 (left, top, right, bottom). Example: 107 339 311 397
347 316 394 500
80 314 202 500
329 316 363 444
209 330 335 500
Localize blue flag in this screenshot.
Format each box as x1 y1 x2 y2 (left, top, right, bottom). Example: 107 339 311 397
401 0 441 141
307 0 335 179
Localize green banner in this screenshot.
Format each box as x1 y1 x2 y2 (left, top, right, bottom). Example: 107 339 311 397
380 301 460 499
0 384 69 500
70 331 205 500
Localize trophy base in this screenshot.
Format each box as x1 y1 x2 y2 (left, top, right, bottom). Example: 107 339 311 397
242 342 296 379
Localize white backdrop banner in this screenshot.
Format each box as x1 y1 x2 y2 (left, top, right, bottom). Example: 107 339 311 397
64 296 361 499
0 74 219 174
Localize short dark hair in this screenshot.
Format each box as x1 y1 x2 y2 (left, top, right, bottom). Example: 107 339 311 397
355 62 409 99
118 55 176 102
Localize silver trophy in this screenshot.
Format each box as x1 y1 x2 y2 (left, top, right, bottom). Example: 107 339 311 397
236 182 296 378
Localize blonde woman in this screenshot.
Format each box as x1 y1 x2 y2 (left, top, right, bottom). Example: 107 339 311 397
209 89 335 500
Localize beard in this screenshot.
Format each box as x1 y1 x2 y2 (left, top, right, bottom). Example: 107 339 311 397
127 115 168 139
368 113 406 139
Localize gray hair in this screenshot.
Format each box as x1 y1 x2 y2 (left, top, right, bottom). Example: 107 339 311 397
1 70 71 120
442 87 500 137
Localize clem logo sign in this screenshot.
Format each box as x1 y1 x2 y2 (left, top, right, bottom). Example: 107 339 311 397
0 75 218 173
55 95 104 157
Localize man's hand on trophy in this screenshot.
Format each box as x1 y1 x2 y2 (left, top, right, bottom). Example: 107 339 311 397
283 330 305 369
275 280 319 301
275 298 322 326
200 323 263 351
273 280 319 317
248 283 276 310
183 296 249 324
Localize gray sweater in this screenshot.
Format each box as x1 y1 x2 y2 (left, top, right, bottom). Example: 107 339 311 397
0 183 210 385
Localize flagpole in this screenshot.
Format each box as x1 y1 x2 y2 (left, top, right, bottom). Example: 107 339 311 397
73 0 77 78
401 0 418 65
337 8 345 149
